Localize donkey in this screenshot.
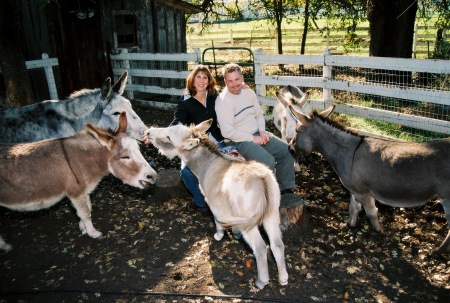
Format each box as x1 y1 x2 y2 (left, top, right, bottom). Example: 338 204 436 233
0 112 157 252
0 71 147 143
288 104 450 254
145 120 288 289
274 85 311 142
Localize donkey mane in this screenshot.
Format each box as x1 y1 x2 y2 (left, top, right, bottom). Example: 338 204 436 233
69 88 100 99
189 125 224 157
311 110 360 137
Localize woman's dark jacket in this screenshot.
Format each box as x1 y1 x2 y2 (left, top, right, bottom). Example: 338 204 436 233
170 89 224 142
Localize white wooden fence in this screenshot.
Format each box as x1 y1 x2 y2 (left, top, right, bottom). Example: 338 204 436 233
111 49 450 137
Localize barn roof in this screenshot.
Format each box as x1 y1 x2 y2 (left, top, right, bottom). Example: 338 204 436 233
154 0 203 14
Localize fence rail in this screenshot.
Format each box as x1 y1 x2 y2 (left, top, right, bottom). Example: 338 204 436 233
187 25 446 57
111 49 450 139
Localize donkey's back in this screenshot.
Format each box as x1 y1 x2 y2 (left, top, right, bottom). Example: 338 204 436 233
353 137 450 207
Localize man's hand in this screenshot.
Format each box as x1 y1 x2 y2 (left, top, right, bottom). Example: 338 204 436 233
260 131 270 144
253 133 269 145
142 130 150 144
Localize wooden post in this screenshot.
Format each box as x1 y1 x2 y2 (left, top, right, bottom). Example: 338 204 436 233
323 49 332 109
121 49 134 100
413 22 418 59
254 48 266 97
41 53 58 100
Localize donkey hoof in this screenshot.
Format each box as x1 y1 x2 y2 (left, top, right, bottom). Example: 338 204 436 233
0 243 12 252
341 223 351 231
214 232 224 241
255 279 269 290
89 231 103 239
232 230 242 240
279 279 288 286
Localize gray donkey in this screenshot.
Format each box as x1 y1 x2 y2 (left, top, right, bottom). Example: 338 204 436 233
0 71 147 143
145 119 288 289
288 104 450 254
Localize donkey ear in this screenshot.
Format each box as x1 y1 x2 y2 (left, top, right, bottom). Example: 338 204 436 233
112 70 128 95
296 91 310 108
116 111 128 134
101 77 112 99
276 91 289 107
183 138 200 150
194 119 213 134
288 104 310 126
320 104 336 118
87 123 113 149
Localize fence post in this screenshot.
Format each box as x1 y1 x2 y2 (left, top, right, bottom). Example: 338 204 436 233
322 49 332 108
121 49 134 99
254 48 266 97
194 48 201 64
42 53 58 100
413 22 418 58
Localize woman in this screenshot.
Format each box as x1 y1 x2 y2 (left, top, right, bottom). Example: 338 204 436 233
170 65 224 218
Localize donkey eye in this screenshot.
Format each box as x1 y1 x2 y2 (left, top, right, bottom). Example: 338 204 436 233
113 112 121 116
120 156 130 160
166 136 171 142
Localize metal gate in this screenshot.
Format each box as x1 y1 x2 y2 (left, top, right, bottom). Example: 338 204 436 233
201 47 255 86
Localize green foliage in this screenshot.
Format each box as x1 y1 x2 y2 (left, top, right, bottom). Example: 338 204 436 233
432 39 450 59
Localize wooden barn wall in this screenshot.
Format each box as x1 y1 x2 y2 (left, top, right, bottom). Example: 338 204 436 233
106 0 188 90
11 0 189 99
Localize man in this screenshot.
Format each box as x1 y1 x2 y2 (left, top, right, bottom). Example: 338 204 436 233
215 63 303 207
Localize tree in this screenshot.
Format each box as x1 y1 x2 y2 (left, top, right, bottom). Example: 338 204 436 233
0 0 35 108
193 0 303 54
418 0 450 59
367 0 418 58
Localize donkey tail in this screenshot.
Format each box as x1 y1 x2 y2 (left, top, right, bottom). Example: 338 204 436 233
219 165 280 231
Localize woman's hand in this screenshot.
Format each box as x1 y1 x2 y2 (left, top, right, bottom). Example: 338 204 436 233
142 130 150 144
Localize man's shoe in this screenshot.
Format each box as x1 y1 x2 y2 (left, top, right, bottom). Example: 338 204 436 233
280 188 305 208
188 199 199 211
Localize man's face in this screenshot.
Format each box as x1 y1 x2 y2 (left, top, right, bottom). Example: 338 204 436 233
224 70 243 95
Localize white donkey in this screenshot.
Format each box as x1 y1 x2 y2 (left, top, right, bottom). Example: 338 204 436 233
145 120 288 289
274 85 311 143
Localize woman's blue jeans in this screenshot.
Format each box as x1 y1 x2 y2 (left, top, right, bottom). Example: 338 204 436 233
180 141 225 210
180 162 207 209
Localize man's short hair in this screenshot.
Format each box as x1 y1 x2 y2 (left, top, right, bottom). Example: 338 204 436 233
222 63 242 77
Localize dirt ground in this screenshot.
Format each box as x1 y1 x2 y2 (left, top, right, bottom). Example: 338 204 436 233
1 107 449 303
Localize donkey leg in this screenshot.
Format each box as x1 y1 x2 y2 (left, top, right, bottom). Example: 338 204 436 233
263 217 288 286
242 227 270 290
70 195 102 239
357 194 382 234
434 198 450 254
213 218 225 241
0 235 12 252
346 193 362 228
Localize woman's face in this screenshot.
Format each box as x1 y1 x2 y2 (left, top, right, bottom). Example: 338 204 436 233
193 71 209 94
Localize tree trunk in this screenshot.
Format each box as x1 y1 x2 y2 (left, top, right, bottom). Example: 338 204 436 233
276 14 283 54
0 0 34 108
367 0 417 58
300 0 310 55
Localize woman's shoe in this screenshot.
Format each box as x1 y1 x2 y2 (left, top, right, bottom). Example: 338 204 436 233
188 199 199 211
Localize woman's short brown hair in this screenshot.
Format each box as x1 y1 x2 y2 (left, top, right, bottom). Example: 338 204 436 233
186 65 216 96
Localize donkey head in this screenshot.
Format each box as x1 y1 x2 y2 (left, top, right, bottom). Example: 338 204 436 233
287 104 335 156
145 119 213 159
275 85 310 142
96 70 149 141
87 111 157 188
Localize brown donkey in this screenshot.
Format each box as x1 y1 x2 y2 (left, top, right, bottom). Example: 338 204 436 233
0 112 157 251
